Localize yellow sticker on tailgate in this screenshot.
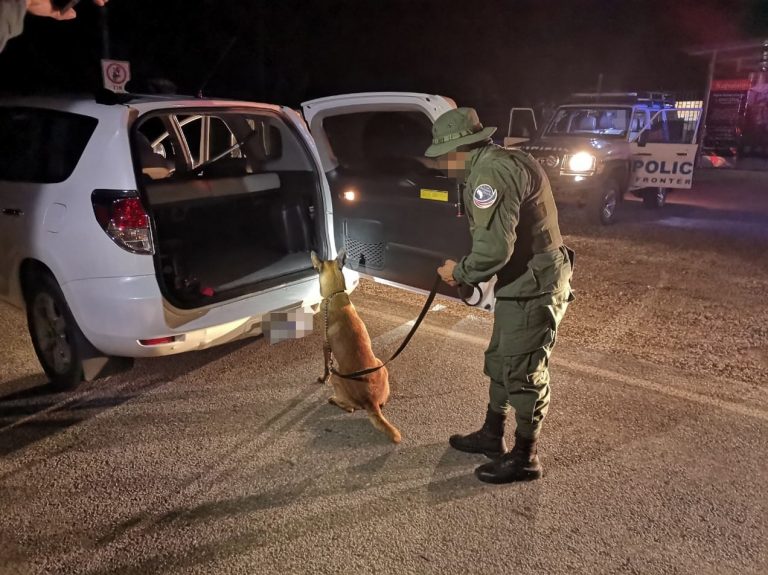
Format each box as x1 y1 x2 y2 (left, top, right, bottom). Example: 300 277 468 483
420 189 449 202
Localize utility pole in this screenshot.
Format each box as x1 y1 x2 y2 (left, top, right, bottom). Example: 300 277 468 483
256 0 266 100
696 50 717 149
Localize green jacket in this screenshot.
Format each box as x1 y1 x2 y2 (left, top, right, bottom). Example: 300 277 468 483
452 144 571 300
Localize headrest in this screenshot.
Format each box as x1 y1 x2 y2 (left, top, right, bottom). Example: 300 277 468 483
598 115 615 130
136 133 173 179
576 115 597 131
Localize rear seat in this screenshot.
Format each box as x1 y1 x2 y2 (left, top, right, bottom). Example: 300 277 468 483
145 173 281 206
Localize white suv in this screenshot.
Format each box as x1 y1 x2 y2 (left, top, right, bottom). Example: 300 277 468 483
1 92 482 388
0 94 364 387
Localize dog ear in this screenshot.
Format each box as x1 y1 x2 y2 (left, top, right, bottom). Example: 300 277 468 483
310 251 321 270
336 248 347 268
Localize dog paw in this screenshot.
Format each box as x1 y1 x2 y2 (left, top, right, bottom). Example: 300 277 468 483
329 397 355 413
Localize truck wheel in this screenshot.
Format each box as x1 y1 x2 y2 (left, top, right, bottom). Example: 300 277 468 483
593 176 620 225
642 187 667 209
26 273 86 390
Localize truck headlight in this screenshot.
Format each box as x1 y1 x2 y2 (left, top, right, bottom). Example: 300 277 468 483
565 152 597 173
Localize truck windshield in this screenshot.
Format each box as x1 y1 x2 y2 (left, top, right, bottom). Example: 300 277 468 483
546 107 630 138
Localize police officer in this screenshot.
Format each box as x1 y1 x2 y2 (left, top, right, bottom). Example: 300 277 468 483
427 107 574 483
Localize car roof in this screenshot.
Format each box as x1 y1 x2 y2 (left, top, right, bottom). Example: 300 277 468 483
0 93 283 117
302 91 454 107
0 95 123 118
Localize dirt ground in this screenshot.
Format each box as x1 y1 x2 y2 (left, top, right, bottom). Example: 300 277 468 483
0 169 766 575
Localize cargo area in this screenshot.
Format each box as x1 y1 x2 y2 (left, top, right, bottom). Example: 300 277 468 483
134 108 324 308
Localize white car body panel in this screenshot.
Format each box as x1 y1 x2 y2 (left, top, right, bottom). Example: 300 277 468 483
0 102 149 307
60 267 358 357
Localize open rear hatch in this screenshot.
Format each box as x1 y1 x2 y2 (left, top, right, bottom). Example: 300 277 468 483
132 107 325 309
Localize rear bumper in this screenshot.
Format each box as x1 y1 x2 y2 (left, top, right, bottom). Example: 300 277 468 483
60 269 359 358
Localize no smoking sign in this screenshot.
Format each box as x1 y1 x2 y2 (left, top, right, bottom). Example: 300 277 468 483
101 59 131 93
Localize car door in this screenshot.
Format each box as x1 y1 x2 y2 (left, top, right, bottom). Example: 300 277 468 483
503 107 538 147
629 106 702 191
302 92 490 303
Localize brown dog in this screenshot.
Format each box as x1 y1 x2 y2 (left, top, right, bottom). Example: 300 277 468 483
311 249 401 444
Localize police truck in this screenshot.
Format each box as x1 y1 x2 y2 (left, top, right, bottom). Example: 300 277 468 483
506 93 703 224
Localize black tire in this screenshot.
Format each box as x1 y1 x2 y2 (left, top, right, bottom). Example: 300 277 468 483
592 175 621 225
25 273 86 390
642 187 667 209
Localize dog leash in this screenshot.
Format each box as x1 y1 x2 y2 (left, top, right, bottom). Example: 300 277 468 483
325 274 443 381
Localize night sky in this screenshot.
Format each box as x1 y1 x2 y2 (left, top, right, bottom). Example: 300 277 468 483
1 0 767 126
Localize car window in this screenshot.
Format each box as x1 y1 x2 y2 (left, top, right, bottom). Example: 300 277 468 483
664 109 699 144
135 116 179 180
646 111 668 143
508 108 537 138
179 115 203 166
135 110 291 181
322 110 434 174
629 109 647 140
209 116 239 160
180 115 239 165
0 107 98 183
546 107 629 138
136 116 178 162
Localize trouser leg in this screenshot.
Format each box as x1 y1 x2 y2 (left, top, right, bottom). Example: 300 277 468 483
483 313 511 415
483 299 569 439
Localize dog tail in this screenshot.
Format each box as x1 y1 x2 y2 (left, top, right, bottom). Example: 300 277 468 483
367 406 401 444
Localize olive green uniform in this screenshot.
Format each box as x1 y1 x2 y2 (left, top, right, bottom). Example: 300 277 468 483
452 144 574 439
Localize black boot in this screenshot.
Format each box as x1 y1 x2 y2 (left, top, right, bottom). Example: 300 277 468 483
449 405 507 459
474 433 542 483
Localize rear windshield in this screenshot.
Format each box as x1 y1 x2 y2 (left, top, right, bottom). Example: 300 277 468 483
134 109 313 180
545 107 630 138
322 110 434 173
0 107 98 183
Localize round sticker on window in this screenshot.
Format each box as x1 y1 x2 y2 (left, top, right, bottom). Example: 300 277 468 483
473 184 497 209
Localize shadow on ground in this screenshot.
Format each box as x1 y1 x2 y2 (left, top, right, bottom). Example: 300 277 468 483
0 339 255 457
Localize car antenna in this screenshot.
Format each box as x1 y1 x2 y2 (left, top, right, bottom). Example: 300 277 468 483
196 35 239 99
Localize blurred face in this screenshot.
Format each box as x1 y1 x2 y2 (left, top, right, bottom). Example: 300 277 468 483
436 151 470 177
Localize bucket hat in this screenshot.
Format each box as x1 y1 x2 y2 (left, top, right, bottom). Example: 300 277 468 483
424 107 496 157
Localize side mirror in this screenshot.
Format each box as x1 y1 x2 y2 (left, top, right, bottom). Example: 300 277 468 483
507 108 537 146
637 130 649 147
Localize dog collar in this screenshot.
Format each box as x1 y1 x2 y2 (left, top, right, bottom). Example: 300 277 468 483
322 290 347 302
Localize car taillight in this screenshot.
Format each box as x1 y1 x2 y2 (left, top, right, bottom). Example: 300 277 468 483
92 190 154 254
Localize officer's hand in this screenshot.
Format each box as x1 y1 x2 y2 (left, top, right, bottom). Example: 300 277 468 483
438 260 458 286
27 0 108 21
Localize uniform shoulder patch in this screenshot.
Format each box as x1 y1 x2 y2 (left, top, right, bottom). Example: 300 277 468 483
472 183 498 209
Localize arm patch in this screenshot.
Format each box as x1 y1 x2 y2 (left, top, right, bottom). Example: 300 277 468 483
473 184 497 209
